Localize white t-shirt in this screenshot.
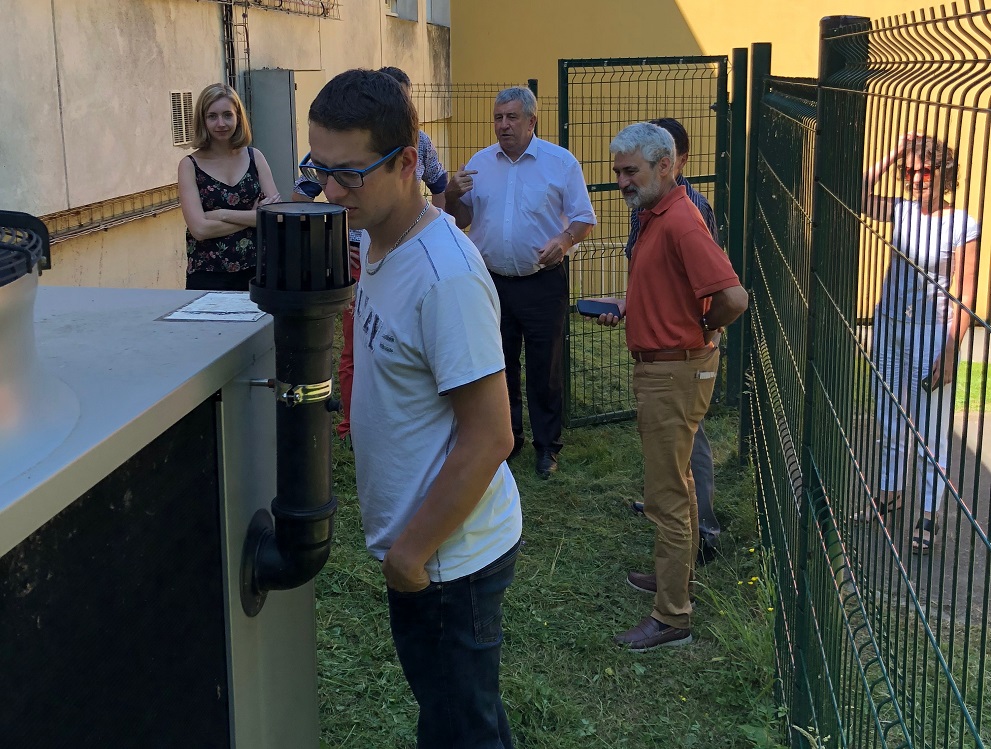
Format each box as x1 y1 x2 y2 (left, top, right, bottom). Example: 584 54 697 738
460 136 597 276
878 198 980 326
350 213 523 582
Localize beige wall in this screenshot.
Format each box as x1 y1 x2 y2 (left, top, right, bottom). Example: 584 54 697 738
42 212 187 289
249 1 451 91
5 0 449 289
1 1 68 216
54 0 223 207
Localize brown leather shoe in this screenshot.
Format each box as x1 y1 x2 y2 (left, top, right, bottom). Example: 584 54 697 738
627 571 657 593
626 571 696 604
613 615 692 651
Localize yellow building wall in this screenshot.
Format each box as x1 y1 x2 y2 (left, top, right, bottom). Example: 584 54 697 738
452 0 991 317
451 0 917 86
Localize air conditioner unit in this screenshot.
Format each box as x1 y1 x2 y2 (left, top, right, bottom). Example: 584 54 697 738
0 205 352 749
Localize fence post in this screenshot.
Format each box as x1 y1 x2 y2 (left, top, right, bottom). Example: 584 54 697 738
740 43 771 468
725 48 748 410
558 61 573 428
790 16 871 747
558 61 570 151
528 79 539 137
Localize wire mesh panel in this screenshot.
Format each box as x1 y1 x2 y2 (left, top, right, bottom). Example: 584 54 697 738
750 7 991 747
411 83 557 184
559 57 729 426
747 72 819 741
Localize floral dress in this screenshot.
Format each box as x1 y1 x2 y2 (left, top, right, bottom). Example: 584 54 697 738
185 147 262 274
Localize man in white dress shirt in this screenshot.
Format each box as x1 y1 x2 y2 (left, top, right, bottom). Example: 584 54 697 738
446 86 596 478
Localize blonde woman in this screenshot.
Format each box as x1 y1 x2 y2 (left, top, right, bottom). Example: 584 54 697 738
178 83 280 290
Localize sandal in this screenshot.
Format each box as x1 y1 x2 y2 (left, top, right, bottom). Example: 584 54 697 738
912 515 938 555
854 491 902 523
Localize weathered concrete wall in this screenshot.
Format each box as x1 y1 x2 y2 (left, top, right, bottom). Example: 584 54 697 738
321 4 381 73
54 0 223 207
246 9 322 72
1 2 67 215
43 210 187 289
4 0 448 289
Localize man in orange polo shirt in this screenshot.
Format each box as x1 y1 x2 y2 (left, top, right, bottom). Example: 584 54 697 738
597 122 748 650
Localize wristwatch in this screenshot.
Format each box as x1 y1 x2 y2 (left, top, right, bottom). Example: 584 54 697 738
700 316 711 333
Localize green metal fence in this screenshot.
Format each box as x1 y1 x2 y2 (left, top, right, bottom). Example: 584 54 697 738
748 8 991 748
414 71 746 426
558 56 738 426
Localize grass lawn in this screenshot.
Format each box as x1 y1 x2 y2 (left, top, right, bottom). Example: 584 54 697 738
315 407 784 748
955 360 988 413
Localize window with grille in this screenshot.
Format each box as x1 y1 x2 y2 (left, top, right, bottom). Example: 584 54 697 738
171 91 195 147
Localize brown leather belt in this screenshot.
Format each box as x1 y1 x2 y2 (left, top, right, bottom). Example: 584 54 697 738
632 347 713 363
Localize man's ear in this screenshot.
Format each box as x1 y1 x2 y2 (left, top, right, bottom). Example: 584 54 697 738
399 145 419 179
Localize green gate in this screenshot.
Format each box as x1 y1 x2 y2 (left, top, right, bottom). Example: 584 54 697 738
557 55 742 426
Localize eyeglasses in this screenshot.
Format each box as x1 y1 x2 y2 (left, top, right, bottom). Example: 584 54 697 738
903 165 934 183
299 146 404 189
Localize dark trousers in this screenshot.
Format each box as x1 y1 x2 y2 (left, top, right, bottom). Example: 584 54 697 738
185 267 255 291
387 541 520 749
692 419 721 548
491 264 568 455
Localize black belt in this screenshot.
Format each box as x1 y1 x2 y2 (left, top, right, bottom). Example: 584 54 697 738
489 262 563 280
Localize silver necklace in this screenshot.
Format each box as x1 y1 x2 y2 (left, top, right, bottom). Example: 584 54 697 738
366 202 430 276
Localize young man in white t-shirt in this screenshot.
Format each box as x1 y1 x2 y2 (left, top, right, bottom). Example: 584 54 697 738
305 68 523 748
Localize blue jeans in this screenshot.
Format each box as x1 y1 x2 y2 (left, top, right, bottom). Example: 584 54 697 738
387 540 520 749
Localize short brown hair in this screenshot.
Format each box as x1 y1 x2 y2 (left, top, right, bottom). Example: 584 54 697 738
309 69 417 157
191 83 251 150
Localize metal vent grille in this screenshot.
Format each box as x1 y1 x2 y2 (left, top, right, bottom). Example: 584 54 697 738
171 91 194 147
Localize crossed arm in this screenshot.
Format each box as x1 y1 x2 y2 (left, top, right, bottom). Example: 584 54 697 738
178 150 281 241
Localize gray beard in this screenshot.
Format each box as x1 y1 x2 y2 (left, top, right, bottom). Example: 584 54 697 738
624 183 661 211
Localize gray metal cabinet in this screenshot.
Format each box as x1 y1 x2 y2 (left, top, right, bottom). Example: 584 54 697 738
249 69 326 198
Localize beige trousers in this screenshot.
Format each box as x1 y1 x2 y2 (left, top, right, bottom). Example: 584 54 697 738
633 348 719 630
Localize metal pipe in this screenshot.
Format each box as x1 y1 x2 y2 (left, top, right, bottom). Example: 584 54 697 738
240 202 353 616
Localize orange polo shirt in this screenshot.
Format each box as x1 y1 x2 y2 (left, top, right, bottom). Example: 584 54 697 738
626 185 740 352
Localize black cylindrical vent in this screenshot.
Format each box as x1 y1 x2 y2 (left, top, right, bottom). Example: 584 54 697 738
242 202 354 616
253 202 351 300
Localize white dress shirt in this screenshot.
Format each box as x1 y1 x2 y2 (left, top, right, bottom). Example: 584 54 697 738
459 136 596 276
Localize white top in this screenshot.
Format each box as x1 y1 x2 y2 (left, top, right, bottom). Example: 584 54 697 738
349 214 523 581
459 136 597 276
878 198 980 325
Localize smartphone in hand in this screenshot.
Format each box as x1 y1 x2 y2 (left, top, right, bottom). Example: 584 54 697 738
920 375 942 393
576 299 622 318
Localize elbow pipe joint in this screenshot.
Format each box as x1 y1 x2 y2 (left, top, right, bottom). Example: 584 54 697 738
240 202 353 617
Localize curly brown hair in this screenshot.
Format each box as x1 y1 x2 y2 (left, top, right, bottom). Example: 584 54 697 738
904 136 957 193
